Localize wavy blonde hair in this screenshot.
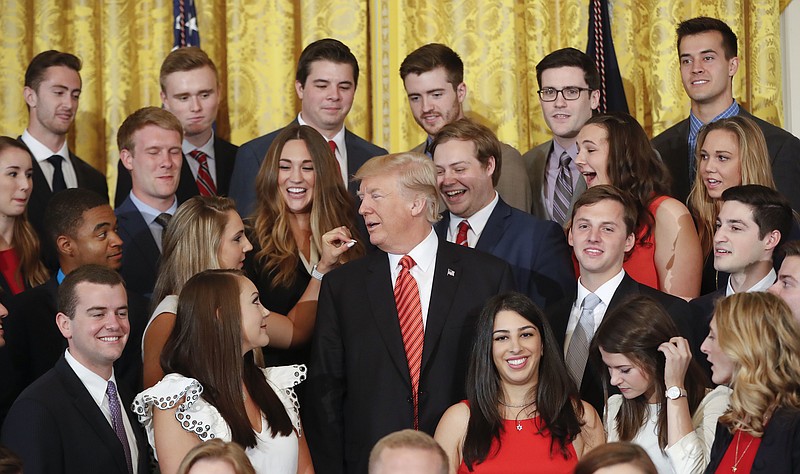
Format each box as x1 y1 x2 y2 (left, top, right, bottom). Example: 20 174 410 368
687 116 775 256
714 292 800 436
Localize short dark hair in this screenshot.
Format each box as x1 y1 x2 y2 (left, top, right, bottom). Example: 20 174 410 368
571 185 639 236
160 47 218 91
24 50 82 91
676 17 738 59
57 265 125 320
783 241 800 259
44 189 109 245
399 43 464 87
117 106 183 152
535 47 600 90
430 118 502 186
720 185 794 249
0 444 23 474
296 39 359 88
574 442 657 474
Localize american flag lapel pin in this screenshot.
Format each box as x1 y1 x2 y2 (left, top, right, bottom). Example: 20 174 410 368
447 269 455 277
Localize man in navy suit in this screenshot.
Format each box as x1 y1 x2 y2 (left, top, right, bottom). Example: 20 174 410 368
230 38 387 217
115 107 183 298
652 17 800 210
115 47 237 207
431 118 574 309
1 265 149 474
19 50 109 269
305 152 514 473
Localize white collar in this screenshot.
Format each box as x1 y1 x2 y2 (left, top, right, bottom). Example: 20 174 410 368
21 129 69 162
182 131 215 159
447 192 499 241
388 228 438 273
297 113 346 148
726 268 777 295
64 348 118 407
576 269 626 308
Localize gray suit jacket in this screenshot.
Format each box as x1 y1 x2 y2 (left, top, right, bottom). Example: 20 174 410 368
522 140 587 220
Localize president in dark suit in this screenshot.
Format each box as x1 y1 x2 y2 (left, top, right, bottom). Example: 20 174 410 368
115 107 184 298
546 186 699 414
651 17 800 210
305 152 515 473
230 38 387 217
1 265 148 474
430 119 574 310
114 47 237 208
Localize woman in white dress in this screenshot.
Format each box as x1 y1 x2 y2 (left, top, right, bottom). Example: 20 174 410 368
134 269 314 474
594 295 727 474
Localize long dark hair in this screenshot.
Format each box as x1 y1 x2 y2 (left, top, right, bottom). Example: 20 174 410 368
161 270 292 447
462 293 583 470
593 295 707 450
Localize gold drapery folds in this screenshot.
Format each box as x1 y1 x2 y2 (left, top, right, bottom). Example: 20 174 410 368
0 0 790 198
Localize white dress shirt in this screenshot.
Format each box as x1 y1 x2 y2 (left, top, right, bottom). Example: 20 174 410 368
183 132 217 185
725 268 777 295
388 228 438 328
446 192 499 248
564 269 626 356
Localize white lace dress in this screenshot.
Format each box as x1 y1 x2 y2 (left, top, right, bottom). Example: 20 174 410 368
133 364 307 473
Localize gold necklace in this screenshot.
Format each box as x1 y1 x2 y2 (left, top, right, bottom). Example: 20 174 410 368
731 431 755 472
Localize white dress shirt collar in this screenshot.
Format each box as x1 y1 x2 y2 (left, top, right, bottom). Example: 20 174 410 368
446 192 499 247
726 268 777 296
21 129 69 161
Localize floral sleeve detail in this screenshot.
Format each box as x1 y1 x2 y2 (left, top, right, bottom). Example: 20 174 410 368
263 364 307 434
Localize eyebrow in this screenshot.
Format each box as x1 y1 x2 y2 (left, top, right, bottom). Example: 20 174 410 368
92 222 112 232
492 325 536 334
720 218 749 226
86 305 128 312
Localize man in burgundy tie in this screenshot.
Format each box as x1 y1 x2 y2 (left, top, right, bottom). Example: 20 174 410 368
1 265 148 474
305 152 515 474
431 119 574 310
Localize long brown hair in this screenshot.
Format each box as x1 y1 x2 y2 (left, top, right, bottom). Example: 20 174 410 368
252 124 363 287
161 270 293 447
0 136 48 288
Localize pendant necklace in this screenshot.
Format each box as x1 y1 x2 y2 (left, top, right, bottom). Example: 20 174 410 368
500 400 536 431
731 430 755 472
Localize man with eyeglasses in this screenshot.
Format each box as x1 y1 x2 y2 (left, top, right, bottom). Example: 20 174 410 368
522 48 600 224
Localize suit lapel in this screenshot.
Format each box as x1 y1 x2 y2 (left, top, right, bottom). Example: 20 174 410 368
421 243 461 374
475 199 510 253
434 213 450 241
117 198 160 274
607 274 640 311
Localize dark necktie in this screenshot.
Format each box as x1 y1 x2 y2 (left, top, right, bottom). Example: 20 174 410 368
47 155 67 193
395 255 424 430
552 151 573 226
154 213 171 229
189 150 216 196
106 381 134 474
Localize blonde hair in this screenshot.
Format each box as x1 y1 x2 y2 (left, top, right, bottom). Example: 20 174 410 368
354 152 441 224
369 429 448 474
688 116 775 256
714 292 800 436
175 439 255 474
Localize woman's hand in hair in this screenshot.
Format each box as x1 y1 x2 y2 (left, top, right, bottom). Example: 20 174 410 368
318 226 357 273
659 336 692 389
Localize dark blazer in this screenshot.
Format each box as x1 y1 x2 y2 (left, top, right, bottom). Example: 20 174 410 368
4 275 148 397
1 357 149 474
546 273 700 414
704 408 800 473
229 121 388 217
114 136 238 208
115 196 161 298
304 241 515 474
652 108 800 211
435 197 574 309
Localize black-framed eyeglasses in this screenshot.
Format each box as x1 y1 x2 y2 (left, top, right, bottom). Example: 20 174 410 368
537 87 593 102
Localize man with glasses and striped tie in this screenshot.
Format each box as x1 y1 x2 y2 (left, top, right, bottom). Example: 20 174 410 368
523 48 599 224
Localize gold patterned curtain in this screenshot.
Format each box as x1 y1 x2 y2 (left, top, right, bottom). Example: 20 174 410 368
0 0 790 200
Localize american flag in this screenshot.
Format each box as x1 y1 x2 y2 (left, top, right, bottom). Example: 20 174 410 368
173 0 200 49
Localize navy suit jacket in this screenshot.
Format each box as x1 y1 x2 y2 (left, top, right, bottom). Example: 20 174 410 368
230 121 388 217
435 197 574 309
115 196 161 298
114 136 238 208
304 241 515 474
652 108 800 211
1 357 149 474
546 273 700 414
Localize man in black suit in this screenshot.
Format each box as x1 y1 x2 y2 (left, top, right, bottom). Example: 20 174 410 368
431 118 573 309
19 50 109 269
305 152 514 473
652 17 800 210
115 107 183 298
1 265 148 474
230 38 387 217
5 188 148 401
115 47 237 207
547 185 697 414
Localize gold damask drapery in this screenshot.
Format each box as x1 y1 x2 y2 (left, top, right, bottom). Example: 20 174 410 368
0 0 790 199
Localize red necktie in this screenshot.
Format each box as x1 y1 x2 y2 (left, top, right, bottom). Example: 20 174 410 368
328 140 343 182
455 220 470 247
189 150 217 196
395 255 424 429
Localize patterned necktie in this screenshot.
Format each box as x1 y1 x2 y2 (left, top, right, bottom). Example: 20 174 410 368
395 255 424 429
455 220 470 247
189 150 216 196
566 293 601 388
552 151 573 226
47 155 67 193
106 381 134 474
154 212 171 229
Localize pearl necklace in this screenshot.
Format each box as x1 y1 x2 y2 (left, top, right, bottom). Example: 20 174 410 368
500 400 537 431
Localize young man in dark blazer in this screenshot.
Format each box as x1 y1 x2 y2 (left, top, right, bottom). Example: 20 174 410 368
1 265 149 474
230 38 387 218
652 17 800 211
115 47 237 207
431 118 574 309
305 152 514 474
